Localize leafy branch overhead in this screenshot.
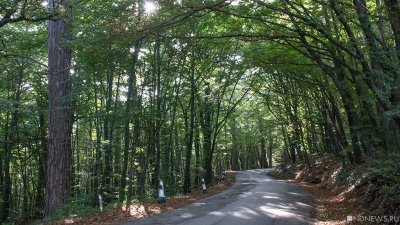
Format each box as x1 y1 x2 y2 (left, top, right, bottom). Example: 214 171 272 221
1 0 400 223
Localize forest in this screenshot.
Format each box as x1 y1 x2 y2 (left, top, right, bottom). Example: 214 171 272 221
1 0 400 224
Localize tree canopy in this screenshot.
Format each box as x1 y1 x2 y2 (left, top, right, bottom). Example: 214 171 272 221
1 0 400 223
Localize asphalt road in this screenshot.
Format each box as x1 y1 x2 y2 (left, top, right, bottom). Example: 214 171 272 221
122 169 313 225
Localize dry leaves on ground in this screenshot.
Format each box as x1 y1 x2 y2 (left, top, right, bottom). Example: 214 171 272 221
45 172 235 225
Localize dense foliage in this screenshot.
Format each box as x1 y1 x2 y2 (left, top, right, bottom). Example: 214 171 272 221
1 0 399 223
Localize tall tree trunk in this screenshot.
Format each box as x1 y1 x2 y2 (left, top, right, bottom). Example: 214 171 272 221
202 84 213 184
131 88 142 198
102 65 113 202
183 54 195 194
45 0 73 214
35 100 47 216
260 136 267 168
153 37 162 193
174 122 182 193
194 120 201 186
268 136 273 168
230 117 239 170
108 73 121 196
119 41 140 202
93 83 102 205
165 75 181 192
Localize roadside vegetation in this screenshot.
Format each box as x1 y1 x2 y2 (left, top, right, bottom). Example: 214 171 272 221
1 0 400 224
272 153 400 224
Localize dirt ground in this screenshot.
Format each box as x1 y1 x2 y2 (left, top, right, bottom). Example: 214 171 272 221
44 172 235 225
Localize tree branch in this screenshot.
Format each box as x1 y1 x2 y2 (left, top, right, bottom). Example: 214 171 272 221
0 51 48 68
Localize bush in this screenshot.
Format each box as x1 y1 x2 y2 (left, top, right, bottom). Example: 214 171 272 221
33 195 99 225
364 152 400 215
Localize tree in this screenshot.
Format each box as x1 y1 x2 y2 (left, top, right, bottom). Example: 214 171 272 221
2 0 400 222
44 0 73 216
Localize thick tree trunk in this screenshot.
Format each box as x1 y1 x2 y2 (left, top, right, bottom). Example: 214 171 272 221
45 0 73 216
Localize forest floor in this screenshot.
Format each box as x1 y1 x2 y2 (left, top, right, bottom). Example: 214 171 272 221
269 154 398 225
41 172 235 225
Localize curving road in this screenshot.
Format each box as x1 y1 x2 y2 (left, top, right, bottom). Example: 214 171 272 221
121 169 313 225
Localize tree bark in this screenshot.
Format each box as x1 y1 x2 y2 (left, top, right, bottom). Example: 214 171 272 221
183 58 195 194
35 100 47 216
45 0 73 216
202 84 213 184
153 37 162 193
119 41 140 202
260 136 267 168
230 117 239 170
102 65 114 202
194 119 201 186
267 136 273 168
